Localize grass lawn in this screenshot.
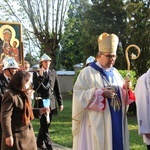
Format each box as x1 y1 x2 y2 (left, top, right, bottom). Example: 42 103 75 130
32 97 147 150
128 116 146 150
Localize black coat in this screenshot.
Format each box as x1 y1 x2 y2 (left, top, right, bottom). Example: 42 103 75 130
0 73 9 100
33 69 63 112
0 73 9 120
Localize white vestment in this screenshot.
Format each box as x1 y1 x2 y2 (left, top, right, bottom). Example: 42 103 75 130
135 69 150 145
72 65 132 150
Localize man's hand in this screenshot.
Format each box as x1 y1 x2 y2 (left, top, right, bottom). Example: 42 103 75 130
59 105 64 112
124 79 132 89
103 88 115 99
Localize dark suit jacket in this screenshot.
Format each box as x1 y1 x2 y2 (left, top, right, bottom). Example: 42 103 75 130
0 73 9 100
0 73 9 122
33 69 63 112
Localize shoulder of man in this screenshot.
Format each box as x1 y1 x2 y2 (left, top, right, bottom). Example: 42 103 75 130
0 73 6 82
0 72 4 78
49 69 57 74
49 68 55 72
33 71 39 76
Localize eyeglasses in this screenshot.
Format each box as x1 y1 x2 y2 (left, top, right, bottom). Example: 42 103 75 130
102 54 117 59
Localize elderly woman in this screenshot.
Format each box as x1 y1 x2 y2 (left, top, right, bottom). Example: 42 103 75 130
1 70 49 150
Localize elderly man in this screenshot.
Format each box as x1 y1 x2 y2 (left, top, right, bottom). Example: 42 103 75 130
72 32 135 150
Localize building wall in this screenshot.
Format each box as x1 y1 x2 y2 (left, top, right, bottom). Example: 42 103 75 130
57 75 74 95
57 71 75 96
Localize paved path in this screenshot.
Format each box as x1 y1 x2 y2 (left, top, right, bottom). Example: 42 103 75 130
37 143 72 150
53 143 72 150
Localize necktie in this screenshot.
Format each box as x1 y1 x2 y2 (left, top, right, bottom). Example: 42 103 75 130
44 71 47 77
8 78 10 82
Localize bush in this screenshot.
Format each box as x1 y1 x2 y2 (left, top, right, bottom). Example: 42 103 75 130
118 70 137 89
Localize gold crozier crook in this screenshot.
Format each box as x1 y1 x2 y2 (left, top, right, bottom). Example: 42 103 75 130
125 44 141 73
124 44 141 144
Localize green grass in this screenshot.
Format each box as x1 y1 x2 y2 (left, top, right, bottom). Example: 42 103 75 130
32 97 72 148
128 116 146 150
32 98 147 149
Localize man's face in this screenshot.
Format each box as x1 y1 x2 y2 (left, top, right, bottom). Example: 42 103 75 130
98 52 117 69
41 60 51 70
4 68 18 77
24 64 30 71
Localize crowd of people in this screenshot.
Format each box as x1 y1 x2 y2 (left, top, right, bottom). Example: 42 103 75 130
0 54 64 150
0 32 149 150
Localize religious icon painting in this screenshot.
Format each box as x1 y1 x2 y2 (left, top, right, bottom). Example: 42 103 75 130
0 21 24 69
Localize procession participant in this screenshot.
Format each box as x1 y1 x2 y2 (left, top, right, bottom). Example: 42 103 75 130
85 56 95 66
33 53 63 150
0 56 19 149
135 69 150 150
1 70 50 150
72 32 135 150
24 61 30 72
23 60 34 100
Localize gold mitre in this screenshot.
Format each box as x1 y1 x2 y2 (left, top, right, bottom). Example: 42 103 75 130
98 32 119 54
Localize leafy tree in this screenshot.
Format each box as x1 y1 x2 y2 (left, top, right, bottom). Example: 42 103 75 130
61 0 149 77
25 52 39 66
82 0 129 70
60 0 91 70
124 0 150 76
0 0 69 68
61 0 129 70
